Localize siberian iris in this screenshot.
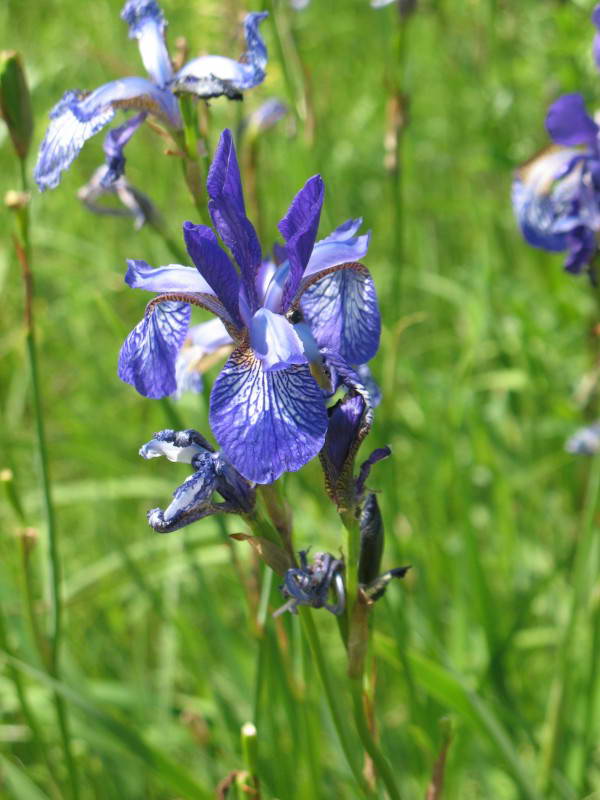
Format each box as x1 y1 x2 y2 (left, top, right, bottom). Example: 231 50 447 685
512 6 600 276
34 0 268 191
118 129 380 484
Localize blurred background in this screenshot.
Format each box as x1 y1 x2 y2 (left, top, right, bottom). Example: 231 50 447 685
2 0 600 797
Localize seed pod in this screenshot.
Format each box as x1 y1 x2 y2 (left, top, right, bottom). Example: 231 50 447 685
358 493 384 585
0 51 33 160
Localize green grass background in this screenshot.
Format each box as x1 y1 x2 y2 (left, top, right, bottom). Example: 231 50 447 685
2 0 600 797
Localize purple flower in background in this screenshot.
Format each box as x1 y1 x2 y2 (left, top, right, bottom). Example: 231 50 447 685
565 421 600 455
140 429 255 532
34 0 268 191
119 128 380 483
512 7 600 276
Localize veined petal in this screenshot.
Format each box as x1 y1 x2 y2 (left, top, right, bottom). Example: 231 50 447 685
206 130 262 310
125 259 215 294
182 221 243 325
121 0 173 86
210 347 328 483
249 308 306 371
118 300 190 397
34 78 179 191
139 428 213 463
173 12 268 99
278 175 325 311
546 94 599 147
299 262 381 364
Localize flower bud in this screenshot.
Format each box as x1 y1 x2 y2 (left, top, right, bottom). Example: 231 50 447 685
358 493 384 585
0 51 33 160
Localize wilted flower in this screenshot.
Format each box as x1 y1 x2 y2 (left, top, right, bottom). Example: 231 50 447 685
274 550 345 617
34 0 268 191
513 7 600 276
119 128 380 483
139 428 255 532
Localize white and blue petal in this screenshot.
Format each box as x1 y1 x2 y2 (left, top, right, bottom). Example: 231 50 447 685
512 146 586 251
140 428 213 462
118 300 191 398
121 0 173 87
566 421 600 455
209 347 328 483
147 451 218 532
249 308 306 371
173 12 268 99
125 259 215 294
34 78 179 191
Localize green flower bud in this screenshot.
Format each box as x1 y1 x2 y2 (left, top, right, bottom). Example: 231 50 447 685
0 51 33 160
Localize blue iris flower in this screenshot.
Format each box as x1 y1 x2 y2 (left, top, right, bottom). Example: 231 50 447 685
118 128 380 484
512 6 600 276
34 0 268 191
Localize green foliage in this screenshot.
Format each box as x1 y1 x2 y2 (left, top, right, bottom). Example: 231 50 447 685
1 0 600 798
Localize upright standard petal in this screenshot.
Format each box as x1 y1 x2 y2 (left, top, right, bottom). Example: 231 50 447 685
210 347 328 483
546 94 599 147
277 175 325 310
206 130 262 309
121 0 173 87
182 221 243 325
118 300 190 397
34 78 179 191
173 12 268 99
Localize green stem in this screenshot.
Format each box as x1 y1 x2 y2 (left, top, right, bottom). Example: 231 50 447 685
299 607 374 798
350 678 402 800
263 0 304 126
14 157 80 799
539 453 600 793
178 96 209 221
341 510 360 619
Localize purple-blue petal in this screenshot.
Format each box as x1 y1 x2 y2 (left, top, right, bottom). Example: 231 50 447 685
125 259 215 294
564 226 597 274
278 175 325 311
546 94 599 147
182 221 243 325
209 347 328 483
325 393 366 480
102 112 146 184
249 308 306 371
593 5 600 71
300 265 380 364
206 130 262 309
118 301 190 398
147 451 219 532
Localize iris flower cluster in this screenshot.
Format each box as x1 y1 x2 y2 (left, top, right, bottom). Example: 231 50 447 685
512 5 600 277
34 0 268 192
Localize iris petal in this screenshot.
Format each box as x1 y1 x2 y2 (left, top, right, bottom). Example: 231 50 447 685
118 300 190 398
210 347 328 483
249 308 306 371
546 94 599 147
121 0 173 86
182 221 243 325
278 174 325 311
300 263 380 364
125 259 215 294
148 451 218 532
34 78 179 191
173 12 268 99
206 130 262 310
